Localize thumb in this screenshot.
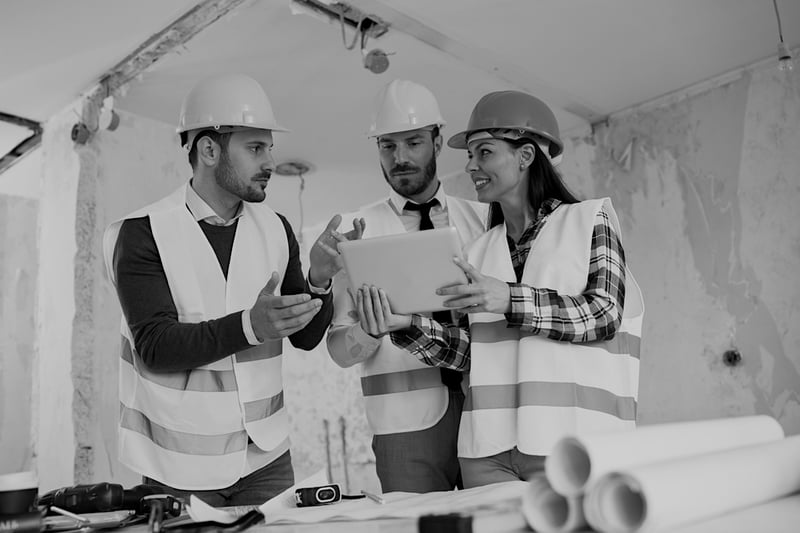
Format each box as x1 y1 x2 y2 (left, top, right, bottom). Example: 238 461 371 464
260 271 280 296
453 257 483 282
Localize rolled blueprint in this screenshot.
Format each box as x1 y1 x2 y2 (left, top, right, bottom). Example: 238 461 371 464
521 473 586 533
583 434 800 533
545 415 783 496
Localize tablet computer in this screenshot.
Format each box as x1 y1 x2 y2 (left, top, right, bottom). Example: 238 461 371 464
338 226 467 314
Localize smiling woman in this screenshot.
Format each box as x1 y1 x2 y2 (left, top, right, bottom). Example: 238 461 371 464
385 89 645 490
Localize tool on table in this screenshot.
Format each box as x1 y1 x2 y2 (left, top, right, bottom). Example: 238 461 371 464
38 483 182 517
293 484 384 507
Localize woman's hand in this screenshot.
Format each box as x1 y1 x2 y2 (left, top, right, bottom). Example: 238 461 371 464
438 257 512 315
355 285 413 338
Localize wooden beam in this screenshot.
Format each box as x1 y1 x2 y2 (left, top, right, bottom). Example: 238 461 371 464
99 0 249 95
0 111 42 175
0 0 249 175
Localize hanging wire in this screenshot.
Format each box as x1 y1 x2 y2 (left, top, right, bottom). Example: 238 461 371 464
772 0 786 44
338 8 364 50
297 171 306 243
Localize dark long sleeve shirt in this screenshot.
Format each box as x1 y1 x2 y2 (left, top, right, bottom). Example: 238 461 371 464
112 210 332 372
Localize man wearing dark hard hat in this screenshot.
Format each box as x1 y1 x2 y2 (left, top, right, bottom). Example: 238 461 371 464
103 73 363 506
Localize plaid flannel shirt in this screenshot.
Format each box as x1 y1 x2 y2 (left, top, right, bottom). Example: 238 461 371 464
390 198 627 371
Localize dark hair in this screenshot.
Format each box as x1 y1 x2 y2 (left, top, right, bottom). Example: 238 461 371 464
182 129 233 168
488 139 579 228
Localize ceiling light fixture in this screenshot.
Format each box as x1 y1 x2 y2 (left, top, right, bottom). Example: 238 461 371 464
275 159 314 241
772 0 794 71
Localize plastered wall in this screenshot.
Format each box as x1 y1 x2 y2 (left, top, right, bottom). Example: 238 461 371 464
1 55 797 488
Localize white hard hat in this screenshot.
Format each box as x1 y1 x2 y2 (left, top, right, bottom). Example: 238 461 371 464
367 79 445 138
178 73 289 147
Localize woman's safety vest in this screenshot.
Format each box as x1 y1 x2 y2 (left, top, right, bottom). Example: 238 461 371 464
102 183 290 490
335 197 487 434
460 198 644 458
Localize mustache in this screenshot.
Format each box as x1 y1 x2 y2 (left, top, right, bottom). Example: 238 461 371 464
390 164 420 174
253 171 272 180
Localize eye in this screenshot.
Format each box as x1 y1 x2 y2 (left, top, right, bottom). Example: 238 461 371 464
408 141 422 147
379 142 395 151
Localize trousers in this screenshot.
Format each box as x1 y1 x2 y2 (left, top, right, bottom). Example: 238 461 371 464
143 450 294 506
372 387 463 493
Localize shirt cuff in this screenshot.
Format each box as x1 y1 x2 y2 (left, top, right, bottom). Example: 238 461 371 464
308 275 332 294
350 323 384 349
242 309 262 345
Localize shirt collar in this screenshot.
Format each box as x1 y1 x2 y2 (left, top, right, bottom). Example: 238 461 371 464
186 181 244 226
388 181 447 213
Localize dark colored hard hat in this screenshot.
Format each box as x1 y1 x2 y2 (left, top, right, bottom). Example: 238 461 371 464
447 91 563 158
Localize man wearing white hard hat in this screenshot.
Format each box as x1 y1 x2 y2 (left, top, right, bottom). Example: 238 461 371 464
326 79 488 493
103 73 363 506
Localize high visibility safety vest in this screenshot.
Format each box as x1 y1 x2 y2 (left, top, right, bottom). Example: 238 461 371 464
460 198 644 459
333 196 487 434
102 183 290 490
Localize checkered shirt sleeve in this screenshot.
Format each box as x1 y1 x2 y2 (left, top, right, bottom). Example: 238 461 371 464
505 206 626 341
390 314 471 371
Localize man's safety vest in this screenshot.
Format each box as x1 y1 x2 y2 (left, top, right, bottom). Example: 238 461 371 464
102 183 290 490
333 196 487 434
460 198 644 458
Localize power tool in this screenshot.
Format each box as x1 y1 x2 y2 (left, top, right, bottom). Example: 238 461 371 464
38 482 180 516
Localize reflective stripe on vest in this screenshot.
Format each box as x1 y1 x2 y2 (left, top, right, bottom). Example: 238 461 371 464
460 198 644 458
341 197 488 434
105 182 290 489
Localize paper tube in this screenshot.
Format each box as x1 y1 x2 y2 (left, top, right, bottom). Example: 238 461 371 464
583 434 800 533
522 473 586 533
545 415 784 496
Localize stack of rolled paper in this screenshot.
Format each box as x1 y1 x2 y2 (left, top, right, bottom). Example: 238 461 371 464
520 415 800 532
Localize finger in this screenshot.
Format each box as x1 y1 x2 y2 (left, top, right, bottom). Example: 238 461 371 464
371 287 386 332
266 292 313 308
274 297 321 316
323 214 343 233
355 289 369 331
442 295 481 309
378 289 394 325
436 283 473 297
314 240 339 257
453 257 484 282
275 306 322 337
353 217 366 239
360 286 378 334
260 272 281 296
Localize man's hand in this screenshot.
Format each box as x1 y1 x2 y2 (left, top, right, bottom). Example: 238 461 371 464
355 285 412 338
437 257 512 315
309 215 366 288
250 272 323 341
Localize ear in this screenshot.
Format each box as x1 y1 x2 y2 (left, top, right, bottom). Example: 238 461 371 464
433 133 443 157
518 143 535 170
196 135 221 167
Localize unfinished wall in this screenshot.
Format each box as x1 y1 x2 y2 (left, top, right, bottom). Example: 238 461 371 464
559 62 800 433
0 152 40 475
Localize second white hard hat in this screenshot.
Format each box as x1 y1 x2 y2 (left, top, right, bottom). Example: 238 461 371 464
367 79 446 138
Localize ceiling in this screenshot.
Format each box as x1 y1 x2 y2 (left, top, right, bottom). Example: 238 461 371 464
1 0 798 186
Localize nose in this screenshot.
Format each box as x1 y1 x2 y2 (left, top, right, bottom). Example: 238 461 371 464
465 155 478 173
261 151 275 172
393 144 411 165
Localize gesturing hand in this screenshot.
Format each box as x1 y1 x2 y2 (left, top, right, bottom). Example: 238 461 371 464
355 285 412 338
250 272 323 341
437 257 512 315
309 215 366 288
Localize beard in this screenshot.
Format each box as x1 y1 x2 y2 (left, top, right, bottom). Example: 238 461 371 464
381 155 437 198
214 148 268 203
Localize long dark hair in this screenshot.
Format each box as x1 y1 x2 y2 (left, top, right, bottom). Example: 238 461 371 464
488 139 579 228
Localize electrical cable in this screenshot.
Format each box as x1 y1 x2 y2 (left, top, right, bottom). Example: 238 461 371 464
338 9 364 50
